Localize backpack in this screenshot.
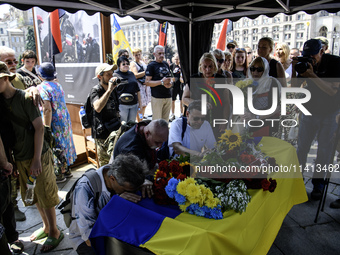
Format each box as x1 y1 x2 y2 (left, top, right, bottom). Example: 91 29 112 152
57 168 102 228
81 93 93 129
157 117 187 162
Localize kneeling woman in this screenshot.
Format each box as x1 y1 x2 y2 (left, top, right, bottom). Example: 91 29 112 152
243 57 281 137
113 56 142 123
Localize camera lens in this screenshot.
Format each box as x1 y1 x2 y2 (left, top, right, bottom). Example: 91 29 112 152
295 62 308 74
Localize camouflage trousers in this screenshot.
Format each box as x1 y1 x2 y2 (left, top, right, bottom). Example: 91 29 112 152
95 138 110 167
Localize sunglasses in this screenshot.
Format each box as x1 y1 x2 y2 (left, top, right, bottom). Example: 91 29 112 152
121 62 129 66
250 66 264 72
247 52 252 55
216 58 225 64
227 45 236 49
236 48 246 52
5 60 18 65
193 117 206 121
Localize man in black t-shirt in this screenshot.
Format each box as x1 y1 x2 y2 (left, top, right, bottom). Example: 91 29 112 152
145 45 172 121
90 63 120 166
292 39 340 200
169 54 184 121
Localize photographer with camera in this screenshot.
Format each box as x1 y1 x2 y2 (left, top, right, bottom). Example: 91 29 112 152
291 39 340 200
90 63 121 166
145 45 173 121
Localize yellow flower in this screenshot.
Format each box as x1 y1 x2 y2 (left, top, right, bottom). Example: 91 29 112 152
218 130 242 149
177 181 188 195
184 177 195 185
235 79 253 90
205 197 221 209
179 201 191 212
186 183 201 203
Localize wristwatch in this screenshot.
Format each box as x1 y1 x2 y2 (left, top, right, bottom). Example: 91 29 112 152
161 80 164 86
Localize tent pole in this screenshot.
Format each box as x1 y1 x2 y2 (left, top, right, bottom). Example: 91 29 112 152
189 12 192 76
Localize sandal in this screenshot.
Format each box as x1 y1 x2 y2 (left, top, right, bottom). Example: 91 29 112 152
30 227 48 241
41 231 64 253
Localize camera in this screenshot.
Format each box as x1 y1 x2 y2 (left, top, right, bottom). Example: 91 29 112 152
295 56 314 74
110 78 121 85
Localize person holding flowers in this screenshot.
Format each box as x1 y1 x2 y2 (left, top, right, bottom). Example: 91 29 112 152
168 100 216 158
239 57 282 137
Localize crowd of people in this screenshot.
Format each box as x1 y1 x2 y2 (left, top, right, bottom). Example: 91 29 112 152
1 33 340 254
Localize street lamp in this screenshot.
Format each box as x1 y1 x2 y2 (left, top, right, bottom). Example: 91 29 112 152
332 29 340 55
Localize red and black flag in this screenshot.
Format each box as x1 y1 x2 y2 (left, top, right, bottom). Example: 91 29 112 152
158 22 168 46
216 19 233 51
49 9 64 55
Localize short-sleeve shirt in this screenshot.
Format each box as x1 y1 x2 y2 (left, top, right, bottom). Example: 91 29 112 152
1 89 47 161
113 122 156 170
168 118 216 156
90 84 120 139
303 54 340 115
113 71 140 105
145 61 171 98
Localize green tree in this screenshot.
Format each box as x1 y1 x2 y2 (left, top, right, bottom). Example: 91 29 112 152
25 26 36 53
148 42 176 63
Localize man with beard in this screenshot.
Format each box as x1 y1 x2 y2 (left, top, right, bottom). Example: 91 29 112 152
90 63 120 166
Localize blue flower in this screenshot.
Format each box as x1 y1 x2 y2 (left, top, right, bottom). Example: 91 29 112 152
165 177 179 198
174 193 186 204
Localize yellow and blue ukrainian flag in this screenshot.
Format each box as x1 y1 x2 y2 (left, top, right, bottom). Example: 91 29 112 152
112 15 131 62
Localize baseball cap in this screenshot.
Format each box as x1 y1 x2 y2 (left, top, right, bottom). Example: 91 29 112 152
0 61 16 81
302 39 322 56
93 63 117 79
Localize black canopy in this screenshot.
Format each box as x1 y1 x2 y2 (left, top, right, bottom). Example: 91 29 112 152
2 0 340 80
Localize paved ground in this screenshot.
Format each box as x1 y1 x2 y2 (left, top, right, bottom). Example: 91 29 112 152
12 100 340 254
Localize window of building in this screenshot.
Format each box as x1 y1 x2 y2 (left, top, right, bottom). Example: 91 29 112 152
296 42 303 49
172 39 175 45
0 28 3 34
244 37 248 43
263 17 268 24
252 36 258 41
296 23 305 30
252 28 258 34
284 25 291 31
273 17 280 23
297 14 305 20
273 34 279 40
284 33 291 40
319 11 329 17
243 29 248 35
234 30 240 36
319 26 328 37
253 20 258 26
296 32 304 39
12 37 14 42
273 26 279 32
262 27 269 33
285 15 292 22
1 41 5 46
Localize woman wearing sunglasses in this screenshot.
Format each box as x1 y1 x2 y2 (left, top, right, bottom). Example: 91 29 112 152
113 56 142 123
213 49 232 84
243 57 282 137
182 52 230 138
257 37 287 88
231 48 248 80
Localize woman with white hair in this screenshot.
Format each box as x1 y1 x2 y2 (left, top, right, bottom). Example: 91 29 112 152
275 42 292 85
182 52 230 138
242 57 282 137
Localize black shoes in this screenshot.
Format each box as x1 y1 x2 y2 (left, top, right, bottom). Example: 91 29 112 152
330 199 340 209
311 188 322 200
